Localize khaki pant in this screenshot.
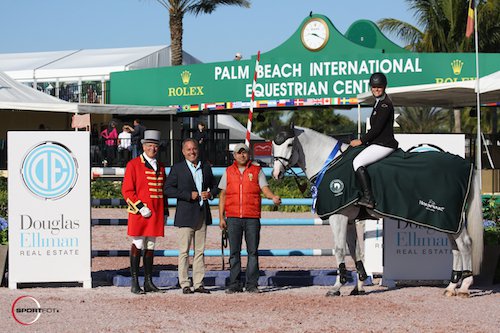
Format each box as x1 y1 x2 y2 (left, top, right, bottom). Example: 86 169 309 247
176 219 207 289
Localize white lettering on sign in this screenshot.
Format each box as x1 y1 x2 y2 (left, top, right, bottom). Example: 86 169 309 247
214 65 250 80
310 58 422 76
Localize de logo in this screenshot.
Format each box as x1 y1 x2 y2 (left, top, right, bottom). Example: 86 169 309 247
21 142 78 200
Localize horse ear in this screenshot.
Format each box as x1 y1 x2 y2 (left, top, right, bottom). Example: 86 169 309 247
290 122 294 130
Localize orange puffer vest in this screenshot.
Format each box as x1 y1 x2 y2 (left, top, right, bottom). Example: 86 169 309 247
225 162 262 218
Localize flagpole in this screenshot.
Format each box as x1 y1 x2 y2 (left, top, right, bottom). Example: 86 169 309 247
473 0 482 189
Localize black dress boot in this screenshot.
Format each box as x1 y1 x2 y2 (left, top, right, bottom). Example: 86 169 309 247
143 250 162 293
130 245 144 295
355 166 375 209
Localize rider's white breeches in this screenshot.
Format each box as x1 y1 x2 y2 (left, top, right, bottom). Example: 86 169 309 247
353 144 395 171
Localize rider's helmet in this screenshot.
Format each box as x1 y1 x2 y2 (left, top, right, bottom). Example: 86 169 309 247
369 72 387 88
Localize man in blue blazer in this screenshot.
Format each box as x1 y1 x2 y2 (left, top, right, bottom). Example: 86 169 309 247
165 138 218 294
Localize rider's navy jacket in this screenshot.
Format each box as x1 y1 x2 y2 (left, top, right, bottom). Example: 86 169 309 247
361 94 398 149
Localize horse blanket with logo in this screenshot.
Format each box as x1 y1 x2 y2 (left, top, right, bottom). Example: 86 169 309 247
315 146 473 234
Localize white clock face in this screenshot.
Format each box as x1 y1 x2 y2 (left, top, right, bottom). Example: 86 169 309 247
301 18 329 51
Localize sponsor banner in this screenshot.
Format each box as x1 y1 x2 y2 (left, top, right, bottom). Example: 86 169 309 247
8 132 91 289
364 134 465 281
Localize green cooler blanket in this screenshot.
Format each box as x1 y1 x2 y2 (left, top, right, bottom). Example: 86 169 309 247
315 146 473 234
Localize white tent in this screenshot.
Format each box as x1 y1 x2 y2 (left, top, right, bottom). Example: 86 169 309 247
0 46 202 82
0 70 78 112
216 114 264 140
357 71 500 107
0 71 176 115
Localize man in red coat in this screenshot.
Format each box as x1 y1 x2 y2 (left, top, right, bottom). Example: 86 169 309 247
122 130 166 294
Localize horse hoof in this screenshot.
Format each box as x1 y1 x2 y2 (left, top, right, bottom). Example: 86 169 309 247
443 289 456 297
326 290 341 297
350 289 366 296
457 291 470 298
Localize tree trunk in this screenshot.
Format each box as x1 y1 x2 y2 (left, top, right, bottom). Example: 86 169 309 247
169 12 184 66
453 109 462 133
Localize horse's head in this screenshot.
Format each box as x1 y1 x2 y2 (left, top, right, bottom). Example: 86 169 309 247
272 123 297 180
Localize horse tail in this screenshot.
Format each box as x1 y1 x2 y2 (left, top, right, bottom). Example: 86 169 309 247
466 171 483 274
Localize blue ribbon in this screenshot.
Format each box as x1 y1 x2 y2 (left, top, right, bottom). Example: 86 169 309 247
311 141 342 213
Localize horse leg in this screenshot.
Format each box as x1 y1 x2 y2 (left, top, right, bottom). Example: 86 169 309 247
444 228 473 297
346 221 367 296
326 214 348 297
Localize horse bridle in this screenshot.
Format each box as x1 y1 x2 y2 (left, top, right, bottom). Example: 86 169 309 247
273 129 309 194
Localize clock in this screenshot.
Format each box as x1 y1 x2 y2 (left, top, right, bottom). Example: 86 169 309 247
301 18 329 51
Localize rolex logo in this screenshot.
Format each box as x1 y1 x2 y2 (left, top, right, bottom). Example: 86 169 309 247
181 70 191 85
451 59 464 75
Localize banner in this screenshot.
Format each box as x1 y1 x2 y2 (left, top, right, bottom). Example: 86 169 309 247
8 132 91 289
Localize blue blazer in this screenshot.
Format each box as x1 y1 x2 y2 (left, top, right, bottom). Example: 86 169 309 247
164 160 218 228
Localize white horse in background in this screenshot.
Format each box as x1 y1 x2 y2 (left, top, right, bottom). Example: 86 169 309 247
272 124 483 297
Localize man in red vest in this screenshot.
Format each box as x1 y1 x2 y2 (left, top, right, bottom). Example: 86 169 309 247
122 130 167 294
219 143 281 293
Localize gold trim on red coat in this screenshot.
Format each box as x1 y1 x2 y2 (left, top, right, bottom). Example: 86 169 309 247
126 198 142 214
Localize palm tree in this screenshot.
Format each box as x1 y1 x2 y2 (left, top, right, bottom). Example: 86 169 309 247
378 0 500 134
155 0 251 66
395 106 450 133
378 0 500 53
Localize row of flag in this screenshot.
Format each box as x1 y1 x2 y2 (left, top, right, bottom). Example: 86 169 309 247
173 97 360 112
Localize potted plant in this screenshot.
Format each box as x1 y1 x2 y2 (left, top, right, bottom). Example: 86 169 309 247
0 216 7 286
480 196 500 285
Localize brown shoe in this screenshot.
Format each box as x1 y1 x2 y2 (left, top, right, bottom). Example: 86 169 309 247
193 286 211 294
182 287 193 294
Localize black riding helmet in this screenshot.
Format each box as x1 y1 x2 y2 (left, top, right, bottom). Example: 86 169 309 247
369 72 387 88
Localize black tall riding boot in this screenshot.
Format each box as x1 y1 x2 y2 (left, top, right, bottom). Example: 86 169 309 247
130 244 144 294
355 166 375 209
143 250 162 293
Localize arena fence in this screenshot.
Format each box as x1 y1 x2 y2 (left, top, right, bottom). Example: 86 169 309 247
91 167 338 258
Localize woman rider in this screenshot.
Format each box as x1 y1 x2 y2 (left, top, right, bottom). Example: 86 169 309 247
349 72 398 209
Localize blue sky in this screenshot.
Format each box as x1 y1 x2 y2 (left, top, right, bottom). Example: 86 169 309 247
1 0 417 63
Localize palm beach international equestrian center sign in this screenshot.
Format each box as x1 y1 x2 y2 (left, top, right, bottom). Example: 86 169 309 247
110 14 500 112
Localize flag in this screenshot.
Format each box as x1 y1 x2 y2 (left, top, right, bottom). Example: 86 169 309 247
466 0 475 38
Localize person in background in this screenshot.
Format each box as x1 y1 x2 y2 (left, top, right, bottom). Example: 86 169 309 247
164 138 218 294
218 143 281 294
128 119 146 159
100 121 118 166
234 52 242 61
193 121 208 162
122 130 167 294
349 72 398 209
117 124 132 165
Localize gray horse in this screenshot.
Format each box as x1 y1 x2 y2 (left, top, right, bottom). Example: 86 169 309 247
272 124 483 297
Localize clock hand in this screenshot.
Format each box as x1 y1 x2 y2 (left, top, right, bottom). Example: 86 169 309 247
310 32 325 40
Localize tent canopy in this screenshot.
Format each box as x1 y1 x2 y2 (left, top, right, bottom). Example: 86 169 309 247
217 114 264 140
0 71 176 114
0 46 202 82
357 71 500 108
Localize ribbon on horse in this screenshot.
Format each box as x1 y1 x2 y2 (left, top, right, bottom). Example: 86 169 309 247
315 147 473 234
311 141 341 213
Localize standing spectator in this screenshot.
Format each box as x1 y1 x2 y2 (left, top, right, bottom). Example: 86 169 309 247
130 119 146 158
164 138 218 294
117 125 132 165
100 121 118 166
122 130 167 294
218 143 281 294
193 121 208 162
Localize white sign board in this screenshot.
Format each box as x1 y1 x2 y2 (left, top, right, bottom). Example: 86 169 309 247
364 134 465 282
8 132 91 288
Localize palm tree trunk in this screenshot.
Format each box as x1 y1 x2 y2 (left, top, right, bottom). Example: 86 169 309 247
453 109 462 133
169 12 184 66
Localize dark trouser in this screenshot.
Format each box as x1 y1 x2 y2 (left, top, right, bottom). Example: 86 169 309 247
227 218 261 289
